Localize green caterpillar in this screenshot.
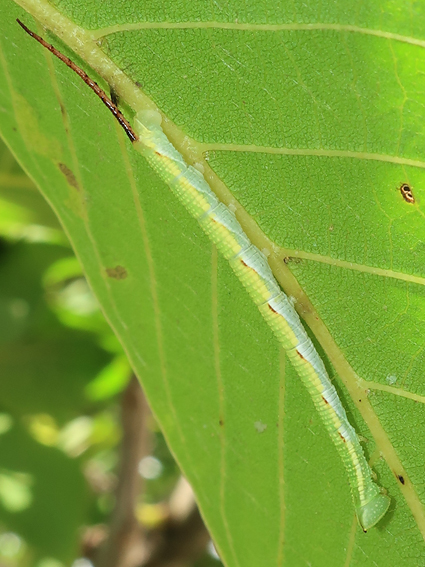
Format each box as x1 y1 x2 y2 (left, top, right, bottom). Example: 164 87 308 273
133 111 390 531
19 18 390 531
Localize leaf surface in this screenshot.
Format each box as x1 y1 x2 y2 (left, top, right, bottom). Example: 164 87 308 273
1 1 425 565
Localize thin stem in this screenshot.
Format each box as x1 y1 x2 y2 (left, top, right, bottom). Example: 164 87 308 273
17 19 138 142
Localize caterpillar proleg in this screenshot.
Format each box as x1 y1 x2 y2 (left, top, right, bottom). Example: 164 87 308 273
19 20 390 531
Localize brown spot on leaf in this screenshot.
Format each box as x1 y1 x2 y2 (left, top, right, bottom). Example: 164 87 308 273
283 256 302 264
397 474 405 485
400 183 415 203
58 162 79 191
106 265 128 280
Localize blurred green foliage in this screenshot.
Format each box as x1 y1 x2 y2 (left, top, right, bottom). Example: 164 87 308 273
0 138 219 567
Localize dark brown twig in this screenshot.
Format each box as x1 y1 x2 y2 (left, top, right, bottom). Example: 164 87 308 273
82 376 211 567
95 376 150 567
17 19 138 142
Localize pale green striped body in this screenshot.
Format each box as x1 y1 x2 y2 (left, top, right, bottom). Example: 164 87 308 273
134 112 390 531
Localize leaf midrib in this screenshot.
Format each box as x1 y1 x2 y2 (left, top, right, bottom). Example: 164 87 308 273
89 21 425 51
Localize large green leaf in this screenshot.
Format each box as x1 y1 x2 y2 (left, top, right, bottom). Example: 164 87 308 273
1 1 425 564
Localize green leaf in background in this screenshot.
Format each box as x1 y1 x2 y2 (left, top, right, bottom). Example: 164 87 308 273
0 239 114 418
0 422 89 563
0 139 136 563
0 136 61 238
1 1 425 566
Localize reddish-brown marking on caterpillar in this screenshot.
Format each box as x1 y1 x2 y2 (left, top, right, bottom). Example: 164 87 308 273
321 396 329 405
17 19 138 142
399 183 415 203
338 431 346 442
296 350 305 360
268 304 278 314
241 259 256 271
